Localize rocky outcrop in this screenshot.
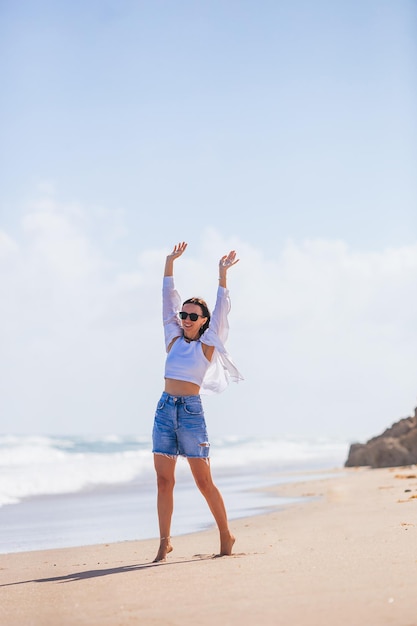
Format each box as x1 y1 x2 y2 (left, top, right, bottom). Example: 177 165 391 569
345 407 417 468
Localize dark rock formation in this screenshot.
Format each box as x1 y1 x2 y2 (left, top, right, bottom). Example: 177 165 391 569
345 407 417 468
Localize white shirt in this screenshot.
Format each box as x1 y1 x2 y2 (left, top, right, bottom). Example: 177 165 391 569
165 336 211 387
162 276 243 394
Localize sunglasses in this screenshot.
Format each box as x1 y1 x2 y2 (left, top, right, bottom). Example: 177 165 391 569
178 311 205 321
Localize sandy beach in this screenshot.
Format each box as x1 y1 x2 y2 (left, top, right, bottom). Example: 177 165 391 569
1 466 416 626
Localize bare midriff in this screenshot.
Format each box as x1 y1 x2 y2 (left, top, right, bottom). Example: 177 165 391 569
164 378 201 396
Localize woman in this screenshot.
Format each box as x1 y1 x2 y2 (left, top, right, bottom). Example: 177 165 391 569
152 241 243 562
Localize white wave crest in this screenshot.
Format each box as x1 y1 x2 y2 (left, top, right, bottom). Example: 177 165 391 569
0 434 349 507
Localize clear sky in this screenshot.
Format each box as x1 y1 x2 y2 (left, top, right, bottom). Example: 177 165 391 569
1 0 416 441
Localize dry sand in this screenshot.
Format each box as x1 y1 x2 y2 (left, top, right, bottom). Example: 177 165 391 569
1 466 416 626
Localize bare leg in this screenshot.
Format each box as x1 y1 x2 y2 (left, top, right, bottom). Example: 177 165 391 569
153 454 176 562
188 458 235 556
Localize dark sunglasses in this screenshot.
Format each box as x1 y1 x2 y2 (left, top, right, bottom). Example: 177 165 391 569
179 311 204 321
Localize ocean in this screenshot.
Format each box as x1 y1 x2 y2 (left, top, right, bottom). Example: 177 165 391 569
0 434 349 554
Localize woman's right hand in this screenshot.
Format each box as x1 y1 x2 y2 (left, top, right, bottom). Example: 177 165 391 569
164 242 187 276
167 242 187 260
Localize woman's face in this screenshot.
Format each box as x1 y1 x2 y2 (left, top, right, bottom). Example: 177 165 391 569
180 303 207 339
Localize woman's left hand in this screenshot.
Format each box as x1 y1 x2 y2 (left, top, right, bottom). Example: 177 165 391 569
219 250 239 271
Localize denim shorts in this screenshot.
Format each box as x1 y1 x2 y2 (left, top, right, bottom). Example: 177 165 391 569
152 392 210 459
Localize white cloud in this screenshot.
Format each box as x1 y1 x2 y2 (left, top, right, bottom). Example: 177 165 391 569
224 237 417 440
1 193 416 441
0 231 19 260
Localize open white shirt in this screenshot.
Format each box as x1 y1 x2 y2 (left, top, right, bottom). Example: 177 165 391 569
162 276 243 394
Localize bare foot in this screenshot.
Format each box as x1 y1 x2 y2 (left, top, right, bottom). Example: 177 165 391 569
220 530 235 556
153 537 173 563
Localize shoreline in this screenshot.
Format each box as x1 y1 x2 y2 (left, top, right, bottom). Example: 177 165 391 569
0 465 339 555
1 466 416 625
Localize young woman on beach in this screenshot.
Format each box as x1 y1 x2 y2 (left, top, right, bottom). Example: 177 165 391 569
152 241 243 562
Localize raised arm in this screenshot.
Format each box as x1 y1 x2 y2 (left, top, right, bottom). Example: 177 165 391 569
199 249 243 389
163 242 187 350
201 250 239 346
164 241 187 276
218 250 239 288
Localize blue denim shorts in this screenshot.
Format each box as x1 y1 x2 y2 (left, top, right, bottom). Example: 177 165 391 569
152 392 210 459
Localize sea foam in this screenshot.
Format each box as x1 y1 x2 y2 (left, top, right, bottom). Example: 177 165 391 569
0 434 348 508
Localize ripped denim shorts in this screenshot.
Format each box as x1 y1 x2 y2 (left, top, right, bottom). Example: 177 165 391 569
152 392 210 459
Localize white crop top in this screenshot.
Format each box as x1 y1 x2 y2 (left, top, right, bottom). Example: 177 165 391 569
162 276 244 395
165 336 211 386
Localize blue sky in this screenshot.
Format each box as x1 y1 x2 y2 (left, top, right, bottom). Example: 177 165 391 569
1 1 416 440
